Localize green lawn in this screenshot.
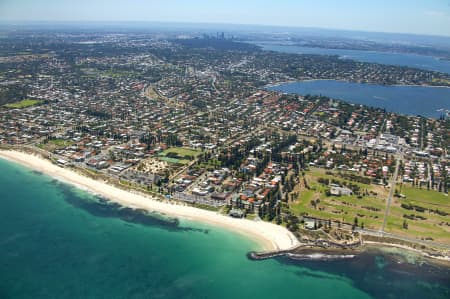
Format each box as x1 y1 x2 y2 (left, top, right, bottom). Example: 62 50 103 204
300 189 315 203
289 169 450 243
158 147 201 165
4 99 43 109
159 156 190 165
385 185 450 243
160 147 201 158
39 139 74 150
308 168 372 190
400 186 450 207
290 191 385 229
48 139 73 147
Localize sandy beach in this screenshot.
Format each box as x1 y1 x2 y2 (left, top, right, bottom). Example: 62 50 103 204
0 150 299 251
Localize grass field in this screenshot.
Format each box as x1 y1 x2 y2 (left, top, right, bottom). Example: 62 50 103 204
160 148 201 158
4 99 43 109
48 139 74 147
159 156 189 164
158 148 201 165
290 168 450 243
39 139 74 151
386 185 450 242
291 168 386 229
400 185 449 206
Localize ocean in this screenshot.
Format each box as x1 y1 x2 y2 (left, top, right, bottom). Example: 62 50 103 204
268 80 450 118
0 158 449 299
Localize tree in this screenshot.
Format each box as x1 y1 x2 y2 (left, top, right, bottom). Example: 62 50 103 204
276 215 282 225
394 188 399 197
403 220 408 230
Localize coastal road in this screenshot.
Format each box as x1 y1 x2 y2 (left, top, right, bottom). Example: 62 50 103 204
381 157 400 233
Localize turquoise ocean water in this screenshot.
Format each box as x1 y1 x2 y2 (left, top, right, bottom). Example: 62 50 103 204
0 158 449 299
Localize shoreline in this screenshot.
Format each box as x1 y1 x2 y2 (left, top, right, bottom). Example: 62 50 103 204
2 149 448 267
0 150 299 252
266 78 450 89
265 79 450 119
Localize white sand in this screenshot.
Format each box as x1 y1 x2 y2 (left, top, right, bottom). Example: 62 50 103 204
0 150 299 251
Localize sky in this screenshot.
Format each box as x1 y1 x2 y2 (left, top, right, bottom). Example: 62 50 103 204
1 0 450 36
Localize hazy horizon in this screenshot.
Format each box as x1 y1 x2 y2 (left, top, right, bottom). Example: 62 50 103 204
2 20 450 47
1 0 449 37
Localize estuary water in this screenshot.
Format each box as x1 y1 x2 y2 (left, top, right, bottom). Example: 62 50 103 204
258 43 450 75
0 158 449 299
268 80 450 118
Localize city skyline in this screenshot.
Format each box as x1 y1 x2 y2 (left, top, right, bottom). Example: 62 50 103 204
1 0 450 37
